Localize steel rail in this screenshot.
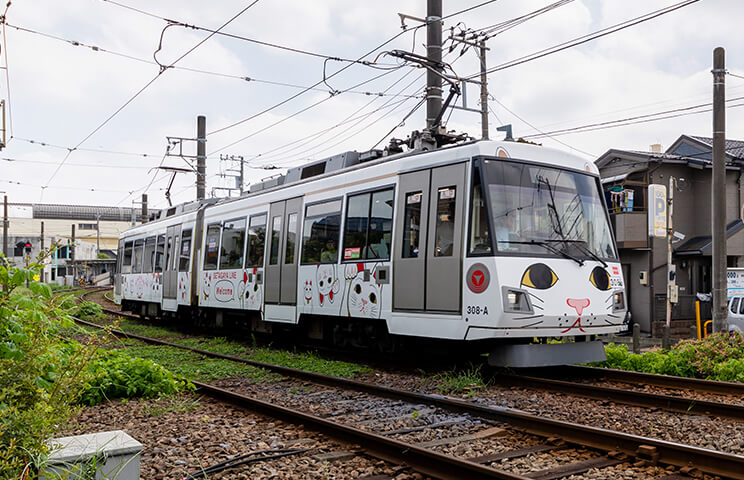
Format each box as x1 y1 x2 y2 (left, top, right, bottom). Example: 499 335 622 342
495 374 744 419
557 365 744 396
192 381 529 480
72 315 744 479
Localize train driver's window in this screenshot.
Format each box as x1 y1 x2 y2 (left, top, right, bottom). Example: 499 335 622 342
269 216 282 265
154 235 165 273
402 192 422 258
434 186 456 257
219 218 246 270
178 229 192 272
469 166 492 255
133 239 144 273
247 214 267 267
301 200 342 264
203 224 221 270
144 236 156 273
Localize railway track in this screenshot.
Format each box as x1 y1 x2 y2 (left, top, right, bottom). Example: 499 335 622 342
73 293 744 479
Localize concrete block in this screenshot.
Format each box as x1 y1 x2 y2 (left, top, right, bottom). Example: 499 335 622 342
41 430 142 480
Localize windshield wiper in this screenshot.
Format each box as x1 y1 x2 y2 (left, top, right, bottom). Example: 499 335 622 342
506 240 584 266
545 239 608 268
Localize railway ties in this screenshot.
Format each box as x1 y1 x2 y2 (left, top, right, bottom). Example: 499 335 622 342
71 296 744 479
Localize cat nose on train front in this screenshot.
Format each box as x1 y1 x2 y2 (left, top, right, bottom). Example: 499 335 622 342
566 298 590 316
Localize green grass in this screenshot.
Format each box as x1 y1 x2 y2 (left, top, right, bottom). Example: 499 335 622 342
114 319 184 339
246 347 372 378
179 336 247 356
117 339 279 383
142 396 202 417
435 366 488 397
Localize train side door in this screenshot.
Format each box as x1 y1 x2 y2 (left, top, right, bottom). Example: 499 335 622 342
265 197 302 305
163 225 180 300
393 163 466 312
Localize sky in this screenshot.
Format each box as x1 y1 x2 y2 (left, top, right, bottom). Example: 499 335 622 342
1 0 743 209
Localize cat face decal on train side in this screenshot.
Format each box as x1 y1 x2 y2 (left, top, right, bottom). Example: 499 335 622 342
316 264 340 306
518 263 616 332
345 263 382 319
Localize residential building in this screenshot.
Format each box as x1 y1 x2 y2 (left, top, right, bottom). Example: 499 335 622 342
596 135 744 334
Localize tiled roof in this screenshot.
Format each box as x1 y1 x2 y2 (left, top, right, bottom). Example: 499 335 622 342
689 136 744 159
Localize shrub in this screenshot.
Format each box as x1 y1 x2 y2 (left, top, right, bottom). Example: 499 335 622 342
80 350 192 406
72 301 104 320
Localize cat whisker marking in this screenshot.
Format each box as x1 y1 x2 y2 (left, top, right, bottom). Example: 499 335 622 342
527 292 544 303
606 294 614 303
532 304 544 311
606 314 620 318
522 320 544 328
512 314 544 321
604 318 620 325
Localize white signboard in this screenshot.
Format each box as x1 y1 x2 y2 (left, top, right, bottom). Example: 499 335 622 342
648 184 667 238
727 268 744 300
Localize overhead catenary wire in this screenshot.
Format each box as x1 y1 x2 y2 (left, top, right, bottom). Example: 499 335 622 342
465 0 700 79
41 0 262 192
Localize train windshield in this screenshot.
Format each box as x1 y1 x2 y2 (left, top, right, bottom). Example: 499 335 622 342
478 159 617 261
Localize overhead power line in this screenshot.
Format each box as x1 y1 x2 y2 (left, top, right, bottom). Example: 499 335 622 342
466 0 700 79
41 0 262 191
521 95 744 139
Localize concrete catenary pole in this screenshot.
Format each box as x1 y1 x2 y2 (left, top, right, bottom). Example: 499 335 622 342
479 39 489 140
2 195 7 257
425 0 442 129
712 47 728 333
196 115 206 200
141 194 148 224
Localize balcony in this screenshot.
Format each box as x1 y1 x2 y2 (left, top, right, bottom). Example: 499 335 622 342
610 210 648 249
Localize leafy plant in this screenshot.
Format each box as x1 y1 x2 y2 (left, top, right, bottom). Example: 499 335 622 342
72 301 104 320
435 366 487 396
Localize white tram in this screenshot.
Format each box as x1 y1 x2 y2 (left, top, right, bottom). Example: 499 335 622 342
114 140 626 367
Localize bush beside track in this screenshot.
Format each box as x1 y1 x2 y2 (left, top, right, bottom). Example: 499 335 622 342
598 333 744 382
0 253 188 479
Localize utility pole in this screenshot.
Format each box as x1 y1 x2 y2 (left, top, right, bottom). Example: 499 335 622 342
425 0 442 130
712 47 728 333
41 221 45 283
70 224 76 281
664 177 677 348
479 39 489 140
96 211 100 257
196 115 206 201
2 194 7 258
141 194 148 224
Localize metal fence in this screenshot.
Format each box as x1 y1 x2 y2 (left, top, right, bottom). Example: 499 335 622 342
654 294 711 321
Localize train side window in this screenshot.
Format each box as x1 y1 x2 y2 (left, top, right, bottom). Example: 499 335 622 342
165 235 172 271
739 298 744 315
269 216 281 265
285 213 298 264
402 192 422 258
469 166 492 255
144 236 156 273
155 234 165 273
123 241 133 266
343 188 393 261
434 186 456 257
731 298 739 314
173 235 180 270
247 214 266 267
219 218 246 270
133 239 144 273
178 230 192 272
203 224 221 271
301 199 342 264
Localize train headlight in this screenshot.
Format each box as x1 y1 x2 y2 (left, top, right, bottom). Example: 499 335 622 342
613 291 625 312
502 287 532 314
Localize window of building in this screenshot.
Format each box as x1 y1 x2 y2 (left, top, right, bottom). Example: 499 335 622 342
269 216 281 265
178 229 192 272
123 241 133 266
203 224 221 270
219 218 246 269
133 239 144 273
154 235 165 273
469 165 491 255
246 214 266 267
402 192 422 258
144 236 156 273
285 213 298 264
343 188 393 261
78 223 97 230
301 200 341 264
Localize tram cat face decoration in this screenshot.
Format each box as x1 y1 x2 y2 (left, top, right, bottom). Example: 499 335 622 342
202 272 212 301
518 263 614 332
244 268 262 310
316 265 340 306
345 263 382 319
303 281 313 305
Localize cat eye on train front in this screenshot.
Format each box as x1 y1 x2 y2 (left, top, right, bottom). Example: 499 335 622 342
520 263 558 290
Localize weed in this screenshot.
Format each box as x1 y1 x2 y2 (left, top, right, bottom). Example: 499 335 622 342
247 347 371 378
435 366 488 397
143 396 202 417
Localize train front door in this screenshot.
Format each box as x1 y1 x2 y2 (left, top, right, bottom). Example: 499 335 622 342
264 197 302 305
393 162 466 312
163 225 180 301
